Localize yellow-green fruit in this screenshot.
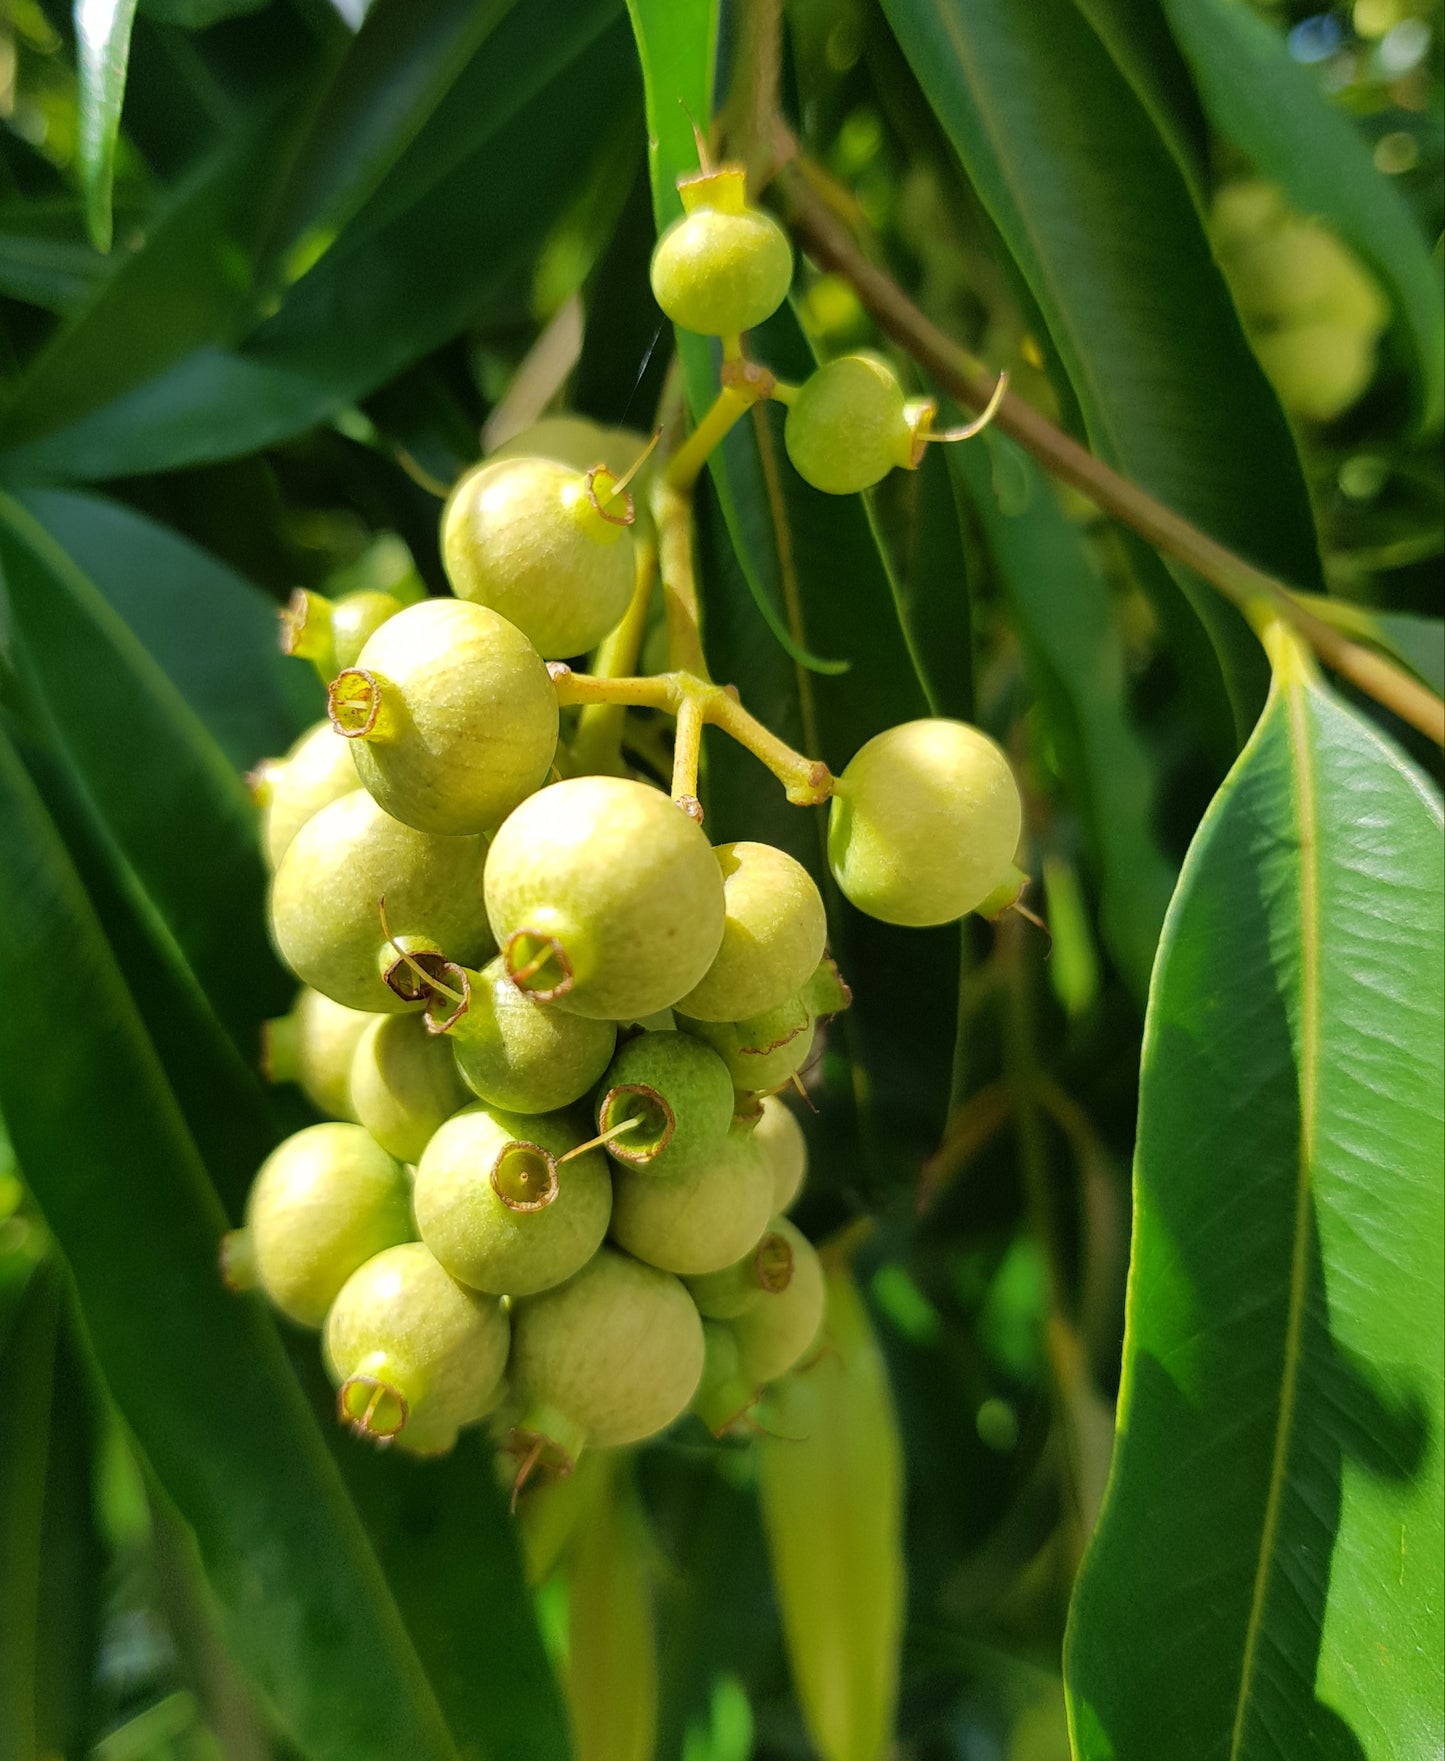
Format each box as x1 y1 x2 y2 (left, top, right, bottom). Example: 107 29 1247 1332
349 1013 469 1163
253 721 359 870
261 987 374 1121
280 587 406 679
239 1123 413 1327
784 353 918 495
509 1247 705 1467
442 955 617 1114
650 165 793 336
678 993 816 1094
729 1218 824 1383
692 1320 761 1434
324 1242 509 1455
486 777 726 1021
269 790 492 1012
489 419 658 539
442 456 635 659
827 719 1022 926
413 1104 610 1296
329 598 557 835
593 1029 734 1175
1253 324 1380 425
609 1127 775 1276
674 842 827 1022
685 1223 797 1320
753 1094 808 1212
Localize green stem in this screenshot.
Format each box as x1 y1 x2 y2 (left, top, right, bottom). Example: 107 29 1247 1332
566 537 659 778
665 384 756 493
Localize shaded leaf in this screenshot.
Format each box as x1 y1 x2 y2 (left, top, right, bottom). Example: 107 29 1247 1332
1068 0 1209 193
75 0 140 252
565 1454 657 1761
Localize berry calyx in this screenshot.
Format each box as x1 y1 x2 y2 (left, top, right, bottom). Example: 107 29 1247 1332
827 719 1023 926
728 1217 825 1384
678 991 816 1095
685 1226 796 1320
649 165 794 337
251 720 359 871
349 1012 469 1163
593 1029 734 1174
280 586 406 680
673 841 827 1023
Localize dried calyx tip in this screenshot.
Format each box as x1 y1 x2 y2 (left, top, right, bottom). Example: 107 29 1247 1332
504 930 574 1002
338 1374 409 1442
597 1083 676 1161
491 1141 560 1212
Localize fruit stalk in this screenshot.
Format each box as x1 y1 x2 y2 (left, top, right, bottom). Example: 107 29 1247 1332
567 535 660 778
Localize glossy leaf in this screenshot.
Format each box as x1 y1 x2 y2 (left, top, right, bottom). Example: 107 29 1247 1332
0 725 461 1761
877 0 1322 743
75 0 140 252
1068 0 1209 193
1160 0 1445 433
1065 646 1445 1756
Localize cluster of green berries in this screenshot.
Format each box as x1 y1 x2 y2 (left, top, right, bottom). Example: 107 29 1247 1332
228 159 1025 1484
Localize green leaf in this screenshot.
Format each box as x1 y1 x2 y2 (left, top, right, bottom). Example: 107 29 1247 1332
1065 650 1445 1757
0 724 462 1761
877 0 1320 744
0 494 289 1050
951 433 1175 1004
1068 0 1209 193
565 1454 657 1761
0 199 116 314
75 0 140 253
1160 0 1445 435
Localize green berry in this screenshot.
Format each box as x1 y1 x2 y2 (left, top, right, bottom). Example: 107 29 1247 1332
678 992 816 1094
261 987 374 1121
649 165 793 336
485 777 725 1022
609 1126 774 1276
413 1104 610 1296
349 1013 469 1163
269 790 492 1012
442 456 636 659
752 1094 808 1213
593 1029 735 1174
436 955 617 1114
508 1247 705 1468
692 1320 761 1434
728 1217 824 1384
487 419 659 539
827 719 1022 925
324 1242 509 1455
328 598 558 836
783 353 928 495
232 1122 413 1327
251 721 359 870
280 586 406 680
673 841 827 1022
685 1224 796 1319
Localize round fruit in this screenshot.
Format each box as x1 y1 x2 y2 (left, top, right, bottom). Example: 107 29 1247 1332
593 1029 734 1174
678 993 816 1094
252 721 359 870
269 790 492 1012
349 1013 469 1163
692 1320 761 1434
684 1224 796 1319
261 987 374 1121
508 1247 705 1467
827 719 1022 926
650 165 793 336
328 598 557 836
280 586 405 679
729 1218 824 1383
439 956 617 1114
413 1105 610 1296
674 842 827 1022
234 1122 413 1327
609 1127 774 1276
752 1094 808 1213
324 1242 509 1455
441 457 635 659
485 777 725 1021
784 353 925 495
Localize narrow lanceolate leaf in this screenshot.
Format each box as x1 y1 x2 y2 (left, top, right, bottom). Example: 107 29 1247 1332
1160 0 1445 434
758 1269 905 1761
878 0 1324 745
74 0 140 252
1065 640 1445 1759
0 726 460 1761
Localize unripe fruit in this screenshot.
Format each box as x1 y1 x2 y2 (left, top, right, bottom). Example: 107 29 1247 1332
508 1247 705 1467
441 457 635 659
827 719 1022 926
692 1320 761 1434
685 1224 797 1319
650 165 793 336
251 721 359 870
678 992 816 1094
234 1123 413 1327
349 1013 469 1163
261 987 374 1121
594 1029 734 1175
413 1104 610 1296
328 598 557 836
674 842 827 1022
753 1094 808 1213
324 1242 509 1455
609 1127 774 1276
485 777 725 1022
784 353 928 496
729 1218 824 1383
436 956 616 1114
281 586 406 679
488 419 659 539
269 790 492 1012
